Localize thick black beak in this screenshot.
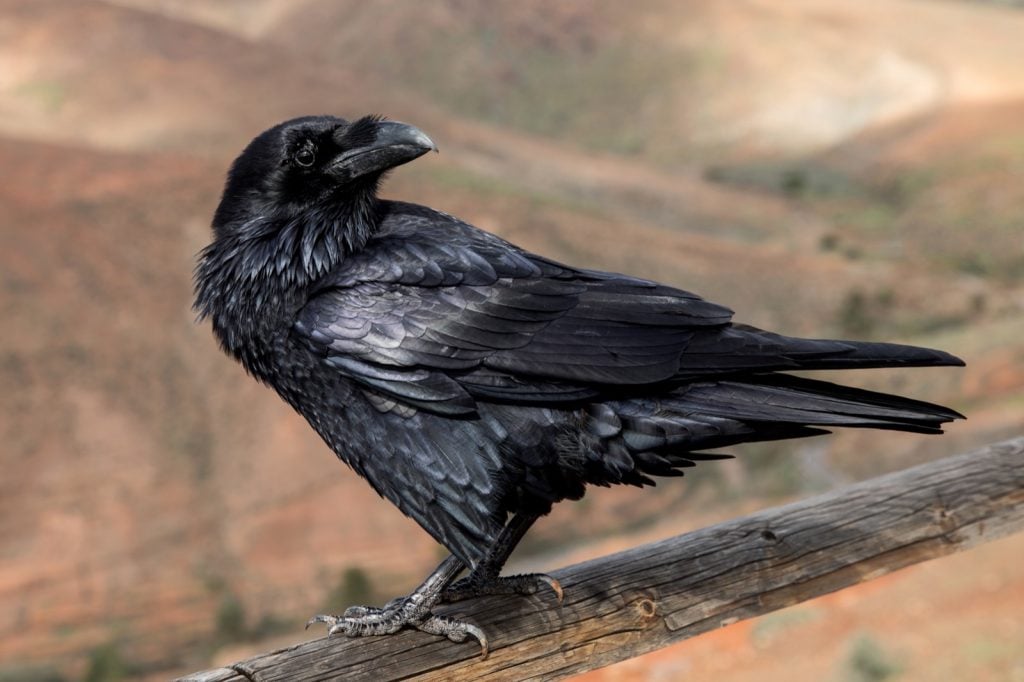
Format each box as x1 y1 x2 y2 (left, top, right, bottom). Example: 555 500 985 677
327 120 436 182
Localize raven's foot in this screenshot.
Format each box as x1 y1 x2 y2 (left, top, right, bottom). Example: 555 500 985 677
306 596 488 656
305 556 487 655
441 572 563 604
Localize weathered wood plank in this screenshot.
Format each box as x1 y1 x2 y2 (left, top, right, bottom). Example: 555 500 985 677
179 437 1024 682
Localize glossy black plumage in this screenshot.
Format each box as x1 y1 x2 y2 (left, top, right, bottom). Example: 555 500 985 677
195 115 964 571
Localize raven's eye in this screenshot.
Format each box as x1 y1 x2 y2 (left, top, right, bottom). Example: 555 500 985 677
294 147 316 167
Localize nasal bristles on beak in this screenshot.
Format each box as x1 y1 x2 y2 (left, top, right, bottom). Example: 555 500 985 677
341 115 386 147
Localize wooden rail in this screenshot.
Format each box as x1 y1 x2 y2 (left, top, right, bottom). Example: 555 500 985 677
180 437 1024 681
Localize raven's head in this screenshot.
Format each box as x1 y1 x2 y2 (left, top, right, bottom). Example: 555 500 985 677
212 115 436 233
195 115 435 341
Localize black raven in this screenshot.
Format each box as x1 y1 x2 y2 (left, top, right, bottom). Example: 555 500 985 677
194 115 963 653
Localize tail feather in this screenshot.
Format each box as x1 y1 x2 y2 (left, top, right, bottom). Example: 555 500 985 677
679 374 963 433
590 371 963 487
679 326 964 376
791 338 965 371
577 325 964 489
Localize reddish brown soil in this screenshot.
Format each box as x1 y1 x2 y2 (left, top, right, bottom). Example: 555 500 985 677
1 1 1022 679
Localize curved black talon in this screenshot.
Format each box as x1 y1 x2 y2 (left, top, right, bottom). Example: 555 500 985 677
417 614 489 658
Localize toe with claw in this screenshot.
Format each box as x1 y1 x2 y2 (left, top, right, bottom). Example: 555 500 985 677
442 572 564 604
305 601 488 657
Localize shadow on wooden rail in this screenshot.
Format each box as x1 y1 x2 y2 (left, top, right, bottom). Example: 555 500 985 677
180 437 1024 682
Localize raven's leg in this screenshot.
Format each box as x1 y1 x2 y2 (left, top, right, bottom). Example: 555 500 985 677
441 513 563 604
306 555 489 655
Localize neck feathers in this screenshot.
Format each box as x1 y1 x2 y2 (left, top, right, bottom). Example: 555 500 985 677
193 190 380 358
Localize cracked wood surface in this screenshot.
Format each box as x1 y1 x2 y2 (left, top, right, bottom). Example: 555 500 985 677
180 436 1024 682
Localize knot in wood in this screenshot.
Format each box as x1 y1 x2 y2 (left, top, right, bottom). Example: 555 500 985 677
635 597 657 621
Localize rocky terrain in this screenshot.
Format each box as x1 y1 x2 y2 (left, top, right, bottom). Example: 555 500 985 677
0 1 1022 679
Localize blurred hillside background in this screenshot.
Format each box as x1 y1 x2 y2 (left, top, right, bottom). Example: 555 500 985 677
1 0 1023 680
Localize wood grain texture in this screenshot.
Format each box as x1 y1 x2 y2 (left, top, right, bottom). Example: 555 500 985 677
179 436 1024 682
